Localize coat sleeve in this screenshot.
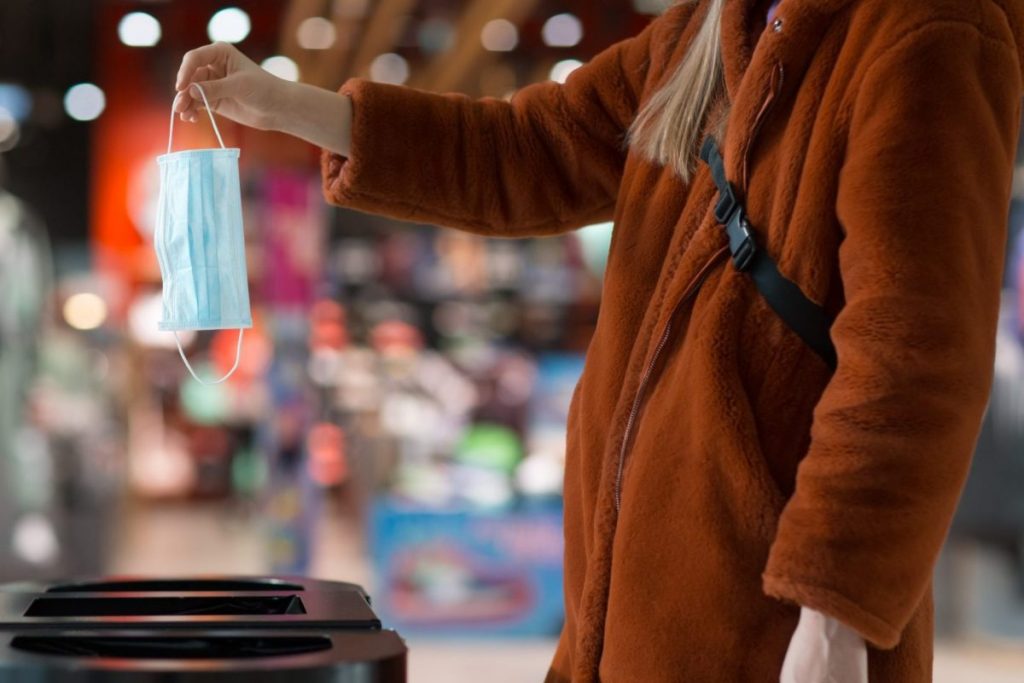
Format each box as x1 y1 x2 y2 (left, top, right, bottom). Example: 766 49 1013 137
320 7 692 237
762 20 1022 649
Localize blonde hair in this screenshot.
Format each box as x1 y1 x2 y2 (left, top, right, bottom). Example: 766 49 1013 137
627 0 727 183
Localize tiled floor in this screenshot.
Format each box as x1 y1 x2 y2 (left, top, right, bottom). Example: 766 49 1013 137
108 499 1024 683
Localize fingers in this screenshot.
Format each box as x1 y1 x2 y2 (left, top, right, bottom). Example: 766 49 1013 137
191 74 242 107
174 73 245 124
174 65 216 121
175 43 228 123
172 92 197 123
175 42 232 92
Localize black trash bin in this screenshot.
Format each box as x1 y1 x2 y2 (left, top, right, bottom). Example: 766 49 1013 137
0 577 406 682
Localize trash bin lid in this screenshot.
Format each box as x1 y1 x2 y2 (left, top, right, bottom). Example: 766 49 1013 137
0 589 380 631
0 628 406 682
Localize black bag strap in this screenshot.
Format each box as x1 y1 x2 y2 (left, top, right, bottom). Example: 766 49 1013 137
700 138 837 372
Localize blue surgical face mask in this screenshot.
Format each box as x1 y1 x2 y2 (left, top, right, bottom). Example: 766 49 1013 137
155 84 251 384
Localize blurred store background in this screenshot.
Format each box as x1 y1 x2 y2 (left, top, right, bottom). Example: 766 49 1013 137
0 0 1022 681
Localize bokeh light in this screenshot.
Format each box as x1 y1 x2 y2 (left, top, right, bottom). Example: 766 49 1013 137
0 83 32 121
261 55 300 82
417 18 455 54
117 12 162 47
11 513 60 566
63 83 106 121
127 293 196 349
297 16 337 50
207 7 251 44
0 108 19 152
481 19 518 52
63 292 108 331
542 13 583 47
369 53 410 85
549 59 583 84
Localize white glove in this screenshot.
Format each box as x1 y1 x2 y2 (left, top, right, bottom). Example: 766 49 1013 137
780 607 868 683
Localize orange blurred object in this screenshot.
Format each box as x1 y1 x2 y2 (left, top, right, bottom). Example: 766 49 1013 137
210 321 272 382
310 299 350 351
370 320 424 355
307 422 348 487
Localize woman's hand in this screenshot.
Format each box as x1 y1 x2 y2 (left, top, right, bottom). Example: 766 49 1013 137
780 608 868 683
174 42 285 130
174 42 353 156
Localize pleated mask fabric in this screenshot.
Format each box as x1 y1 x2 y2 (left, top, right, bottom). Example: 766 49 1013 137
154 84 250 384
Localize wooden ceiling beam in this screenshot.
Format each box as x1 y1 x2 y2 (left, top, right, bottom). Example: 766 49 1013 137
348 0 418 80
307 0 369 89
278 0 328 85
412 0 541 94
280 0 379 90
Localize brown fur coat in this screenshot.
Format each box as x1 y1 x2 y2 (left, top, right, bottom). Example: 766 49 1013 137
322 0 1024 679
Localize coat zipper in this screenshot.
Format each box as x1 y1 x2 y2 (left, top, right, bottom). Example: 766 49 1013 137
613 245 730 511
612 61 785 513
742 62 784 191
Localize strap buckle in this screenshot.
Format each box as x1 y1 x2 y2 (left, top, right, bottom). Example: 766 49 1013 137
728 212 758 272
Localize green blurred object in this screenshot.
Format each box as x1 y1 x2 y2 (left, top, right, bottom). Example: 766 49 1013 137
577 221 614 277
232 447 267 496
179 364 230 424
454 423 522 473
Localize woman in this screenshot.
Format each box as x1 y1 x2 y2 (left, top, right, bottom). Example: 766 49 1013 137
175 0 1024 680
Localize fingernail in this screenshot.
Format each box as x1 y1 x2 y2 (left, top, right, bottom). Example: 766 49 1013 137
189 84 200 98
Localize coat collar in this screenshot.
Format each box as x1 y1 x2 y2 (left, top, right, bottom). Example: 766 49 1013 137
720 0 859 99
715 0 860 192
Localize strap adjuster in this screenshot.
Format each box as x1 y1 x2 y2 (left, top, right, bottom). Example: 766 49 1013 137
714 184 739 224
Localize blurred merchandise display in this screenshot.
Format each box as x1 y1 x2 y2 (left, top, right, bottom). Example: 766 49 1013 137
0 189 121 582
948 219 1024 636
953 220 1024 569
75 5 624 614
85 117 596 632
371 501 564 637
1013 227 1024 343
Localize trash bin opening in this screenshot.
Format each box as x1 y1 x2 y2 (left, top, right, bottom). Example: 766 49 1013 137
46 579 305 593
24 596 307 617
10 635 332 659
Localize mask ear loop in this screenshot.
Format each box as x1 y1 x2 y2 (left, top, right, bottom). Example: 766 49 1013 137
167 82 226 153
166 83 243 385
173 329 245 385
